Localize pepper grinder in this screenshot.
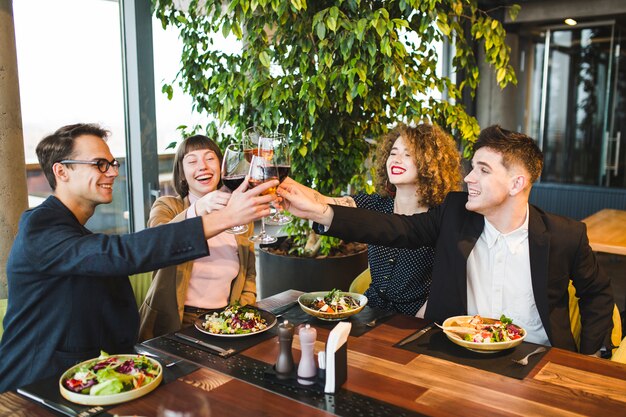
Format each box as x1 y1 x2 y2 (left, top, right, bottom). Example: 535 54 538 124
275 319 295 378
297 324 317 385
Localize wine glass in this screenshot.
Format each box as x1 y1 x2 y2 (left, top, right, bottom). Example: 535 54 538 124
157 392 211 417
260 133 292 226
248 155 278 244
242 126 265 162
221 143 250 234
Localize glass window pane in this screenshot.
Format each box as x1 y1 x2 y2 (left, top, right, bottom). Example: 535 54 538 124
14 0 129 233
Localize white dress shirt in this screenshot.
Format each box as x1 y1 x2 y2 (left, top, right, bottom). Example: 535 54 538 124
466 206 550 345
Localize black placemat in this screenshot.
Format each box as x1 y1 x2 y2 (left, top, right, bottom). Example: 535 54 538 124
275 303 395 337
172 322 279 357
394 327 549 380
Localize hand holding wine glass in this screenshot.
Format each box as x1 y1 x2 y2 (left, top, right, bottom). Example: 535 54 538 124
221 143 251 234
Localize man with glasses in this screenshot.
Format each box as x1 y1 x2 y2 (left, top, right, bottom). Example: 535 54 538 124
0 123 277 392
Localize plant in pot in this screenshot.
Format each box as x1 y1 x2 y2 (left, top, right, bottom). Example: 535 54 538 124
153 0 519 297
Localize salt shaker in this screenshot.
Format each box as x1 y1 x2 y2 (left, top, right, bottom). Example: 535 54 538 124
275 319 295 377
297 324 317 385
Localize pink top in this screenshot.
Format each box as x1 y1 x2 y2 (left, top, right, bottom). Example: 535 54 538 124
184 192 239 308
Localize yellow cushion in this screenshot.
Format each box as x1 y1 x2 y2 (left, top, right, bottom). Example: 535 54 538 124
129 272 153 308
0 298 7 341
569 280 622 355
611 336 626 363
349 268 372 294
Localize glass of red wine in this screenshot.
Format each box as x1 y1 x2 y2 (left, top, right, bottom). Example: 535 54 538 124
259 133 292 226
248 155 278 244
221 143 250 234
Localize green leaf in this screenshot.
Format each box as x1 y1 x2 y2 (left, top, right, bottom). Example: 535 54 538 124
509 4 521 21
327 16 337 32
316 21 326 40
259 51 271 68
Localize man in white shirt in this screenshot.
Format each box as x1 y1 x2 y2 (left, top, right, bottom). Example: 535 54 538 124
280 125 615 354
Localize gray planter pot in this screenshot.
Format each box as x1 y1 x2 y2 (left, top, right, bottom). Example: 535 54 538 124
258 244 368 299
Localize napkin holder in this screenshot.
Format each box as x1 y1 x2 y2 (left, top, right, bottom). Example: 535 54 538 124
323 321 351 394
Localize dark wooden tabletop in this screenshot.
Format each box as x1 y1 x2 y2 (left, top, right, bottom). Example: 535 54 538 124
2 289 626 416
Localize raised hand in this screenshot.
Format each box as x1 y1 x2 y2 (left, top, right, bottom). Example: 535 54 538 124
224 176 278 227
194 187 231 215
278 180 334 226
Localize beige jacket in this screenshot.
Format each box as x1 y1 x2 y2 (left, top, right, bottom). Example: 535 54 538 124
138 195 256 341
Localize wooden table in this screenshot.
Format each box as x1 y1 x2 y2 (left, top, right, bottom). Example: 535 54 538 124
3 289 626 416
582 209 626 255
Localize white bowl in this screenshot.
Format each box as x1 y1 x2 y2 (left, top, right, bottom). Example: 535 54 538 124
298 291 367 321
442 315 526 353
59 354 162 406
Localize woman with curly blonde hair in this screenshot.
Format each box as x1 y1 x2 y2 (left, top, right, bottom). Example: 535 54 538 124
282 122 461 316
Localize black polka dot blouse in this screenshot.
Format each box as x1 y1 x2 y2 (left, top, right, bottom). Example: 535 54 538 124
352 193 434 316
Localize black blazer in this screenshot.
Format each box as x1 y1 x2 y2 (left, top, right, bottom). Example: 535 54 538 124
323 192 614 354
0 196 210 392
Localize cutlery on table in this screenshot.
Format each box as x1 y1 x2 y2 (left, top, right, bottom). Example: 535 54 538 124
511 346 547 366
365 312 395 328
397 323 434 346
175 333 235 357
17 390 84 417
134 347 183 368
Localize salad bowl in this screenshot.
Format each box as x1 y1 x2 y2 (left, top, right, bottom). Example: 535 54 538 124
441 315 526 353
59 353 162 405
194 305 277 337
298 290 367 321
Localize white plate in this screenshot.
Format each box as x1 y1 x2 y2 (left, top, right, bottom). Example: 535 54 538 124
298 291 367 321
442 315 526 353
59 354 162 406
194 307 277 337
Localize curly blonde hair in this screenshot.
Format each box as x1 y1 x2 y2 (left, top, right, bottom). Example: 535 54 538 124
374 123 462 207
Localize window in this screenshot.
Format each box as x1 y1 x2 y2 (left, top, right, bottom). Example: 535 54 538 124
14 0 129 233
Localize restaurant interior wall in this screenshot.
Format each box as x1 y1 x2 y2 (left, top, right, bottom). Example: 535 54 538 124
475 0 626 220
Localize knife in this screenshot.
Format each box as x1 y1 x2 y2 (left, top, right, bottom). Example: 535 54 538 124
397 323 434 346
17 389 83 417
175 333 235 357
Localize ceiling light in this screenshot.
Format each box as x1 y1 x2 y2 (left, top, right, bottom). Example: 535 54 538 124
564 18 577 26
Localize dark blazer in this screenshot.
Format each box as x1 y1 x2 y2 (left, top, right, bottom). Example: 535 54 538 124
322 192 614 354
0 196 210 392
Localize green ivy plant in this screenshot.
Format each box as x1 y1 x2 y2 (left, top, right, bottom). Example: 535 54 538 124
153 0 519 256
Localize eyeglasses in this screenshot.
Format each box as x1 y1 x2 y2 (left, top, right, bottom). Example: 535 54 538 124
58 159 120 173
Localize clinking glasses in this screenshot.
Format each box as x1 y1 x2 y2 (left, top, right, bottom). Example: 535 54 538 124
58 158 120 173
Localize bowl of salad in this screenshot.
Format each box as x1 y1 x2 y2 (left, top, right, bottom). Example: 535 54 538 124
59 352 162 405
194 304 276 337
440 315 526 353
298 289 367 321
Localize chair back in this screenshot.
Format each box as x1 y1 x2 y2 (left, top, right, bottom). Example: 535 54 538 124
349 268 372 294
569 280 622 355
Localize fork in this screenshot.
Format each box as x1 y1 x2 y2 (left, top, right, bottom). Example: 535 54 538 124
511 346 547 365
